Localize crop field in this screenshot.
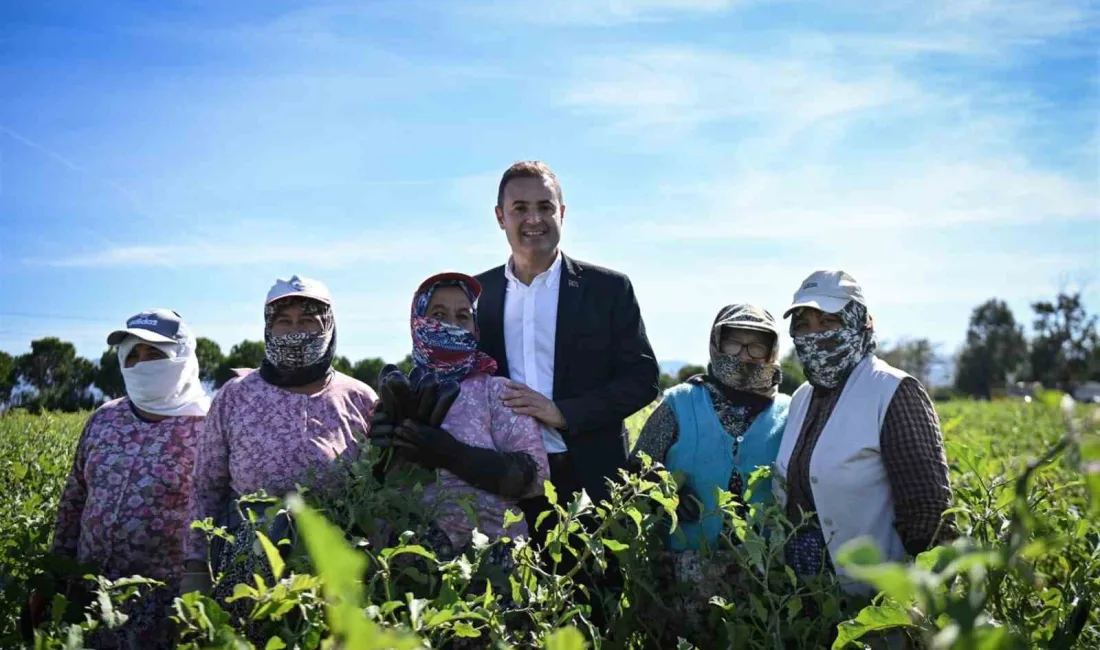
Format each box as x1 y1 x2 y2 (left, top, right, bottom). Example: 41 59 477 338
1 400 1098 649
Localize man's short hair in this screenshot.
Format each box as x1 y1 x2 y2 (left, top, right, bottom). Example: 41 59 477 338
496 161 564 208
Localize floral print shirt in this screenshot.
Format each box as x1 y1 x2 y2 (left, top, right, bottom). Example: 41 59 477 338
51 398 203 588
185 370 377 562
421 373 549 547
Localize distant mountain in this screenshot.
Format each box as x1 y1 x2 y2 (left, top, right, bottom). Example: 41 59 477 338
659 360 696 376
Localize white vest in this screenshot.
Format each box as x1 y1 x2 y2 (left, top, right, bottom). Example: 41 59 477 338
775 355 909 590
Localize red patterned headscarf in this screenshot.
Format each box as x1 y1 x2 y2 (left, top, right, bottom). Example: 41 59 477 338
410 273 498 385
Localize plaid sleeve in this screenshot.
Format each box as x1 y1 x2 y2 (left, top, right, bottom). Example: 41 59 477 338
881 377 953 556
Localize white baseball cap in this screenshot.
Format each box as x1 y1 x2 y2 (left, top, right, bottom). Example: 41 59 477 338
783 269 865 318
265 275 332 306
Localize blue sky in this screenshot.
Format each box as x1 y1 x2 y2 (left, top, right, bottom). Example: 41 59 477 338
1 0 1097 377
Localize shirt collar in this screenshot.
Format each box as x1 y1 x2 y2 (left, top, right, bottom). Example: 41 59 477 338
505 251 563 289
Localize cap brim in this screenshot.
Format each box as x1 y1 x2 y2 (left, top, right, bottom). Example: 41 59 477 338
266 292 332 306
417 272 483 301
106 328 177 346
782 296 851 318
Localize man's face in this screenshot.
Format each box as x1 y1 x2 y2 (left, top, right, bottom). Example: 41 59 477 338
495 175 564 257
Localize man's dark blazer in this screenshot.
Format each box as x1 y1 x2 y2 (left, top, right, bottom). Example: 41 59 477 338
475 254 660 504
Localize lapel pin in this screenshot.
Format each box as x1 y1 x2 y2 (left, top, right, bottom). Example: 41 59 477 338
568 279 580 288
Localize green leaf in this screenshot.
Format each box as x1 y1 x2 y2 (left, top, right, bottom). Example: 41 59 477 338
545 480 558 506
545 626 589 650
971 625 1016 649
453 621 482 638
255 531 285 580
602 538 629 553
471 528 490 550
265 638 288 650
569 489 594 517
427 609 458 627
1079 434 1100 515
832 602 914 649
381 544 437 562
407 596 428 628
12 462 27 480
834 538 883 567
845 563 916 605
287 496 422 650
504 508 525 528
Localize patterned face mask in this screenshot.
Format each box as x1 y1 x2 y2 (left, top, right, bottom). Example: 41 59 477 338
709 353 781 397
410 280 498 385
791 302 875 389
264 299 335 371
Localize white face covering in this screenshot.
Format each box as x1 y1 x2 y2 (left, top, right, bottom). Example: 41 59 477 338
117 335 210 417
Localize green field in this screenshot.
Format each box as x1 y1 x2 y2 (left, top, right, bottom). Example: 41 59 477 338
1 401 1098 649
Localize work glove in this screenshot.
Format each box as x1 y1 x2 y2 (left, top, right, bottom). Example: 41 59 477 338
391 419 460 471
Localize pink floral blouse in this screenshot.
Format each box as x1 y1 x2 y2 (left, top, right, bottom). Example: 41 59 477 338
185 370 377 562
422 373 549 547
51 398 203 588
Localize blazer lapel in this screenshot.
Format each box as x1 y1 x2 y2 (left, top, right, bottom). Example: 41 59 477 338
477 267 510 378
553 254 585 398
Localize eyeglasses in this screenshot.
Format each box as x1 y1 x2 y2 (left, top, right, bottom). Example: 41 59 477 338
721 340 771 360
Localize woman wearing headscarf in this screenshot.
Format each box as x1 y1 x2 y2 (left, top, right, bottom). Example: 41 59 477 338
634 304 790 548
775 270 952 589
632 305 790 639
182 276 377 600
371 272 548 563
35 309 209 648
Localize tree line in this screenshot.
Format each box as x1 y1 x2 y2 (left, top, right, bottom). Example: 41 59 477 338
0 290 1096 413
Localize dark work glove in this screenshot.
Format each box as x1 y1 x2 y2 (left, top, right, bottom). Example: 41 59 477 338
368 408 396 448
676 485 703 523
392 419 460 471
377 365 416 425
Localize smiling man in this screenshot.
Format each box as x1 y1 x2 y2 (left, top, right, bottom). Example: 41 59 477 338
474 160 660 543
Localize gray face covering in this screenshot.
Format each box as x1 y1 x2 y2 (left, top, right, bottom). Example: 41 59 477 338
791 301 876 389
706 304 781 398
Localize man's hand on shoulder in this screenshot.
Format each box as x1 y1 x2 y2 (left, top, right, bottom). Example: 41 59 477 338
501 379 567 430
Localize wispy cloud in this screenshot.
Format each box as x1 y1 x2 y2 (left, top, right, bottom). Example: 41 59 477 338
457 0 741 26
25 225 500 269
0 125 152 219
561 47 918 136
624 158 1098 243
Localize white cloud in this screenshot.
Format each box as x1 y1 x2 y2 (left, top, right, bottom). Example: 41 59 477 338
562 48 918 137
25 222 505 270
623 158 1098 243
458 0 742 26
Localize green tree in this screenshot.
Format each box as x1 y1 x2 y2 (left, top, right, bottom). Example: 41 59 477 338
1028 292 1098 389
215 340 266 388
676 364 706 383
879 338 939 388
0 350 15 405
13 337 97 412
955 299 1028 399
195 337 224 383
658 373 678 391
351 357 387 389
779 348 806 395
95 348 126 400
332 355 354 375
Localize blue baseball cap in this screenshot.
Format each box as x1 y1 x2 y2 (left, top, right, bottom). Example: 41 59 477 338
107 309 191 346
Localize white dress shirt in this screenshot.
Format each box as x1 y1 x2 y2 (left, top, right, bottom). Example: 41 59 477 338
503 252 568 453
